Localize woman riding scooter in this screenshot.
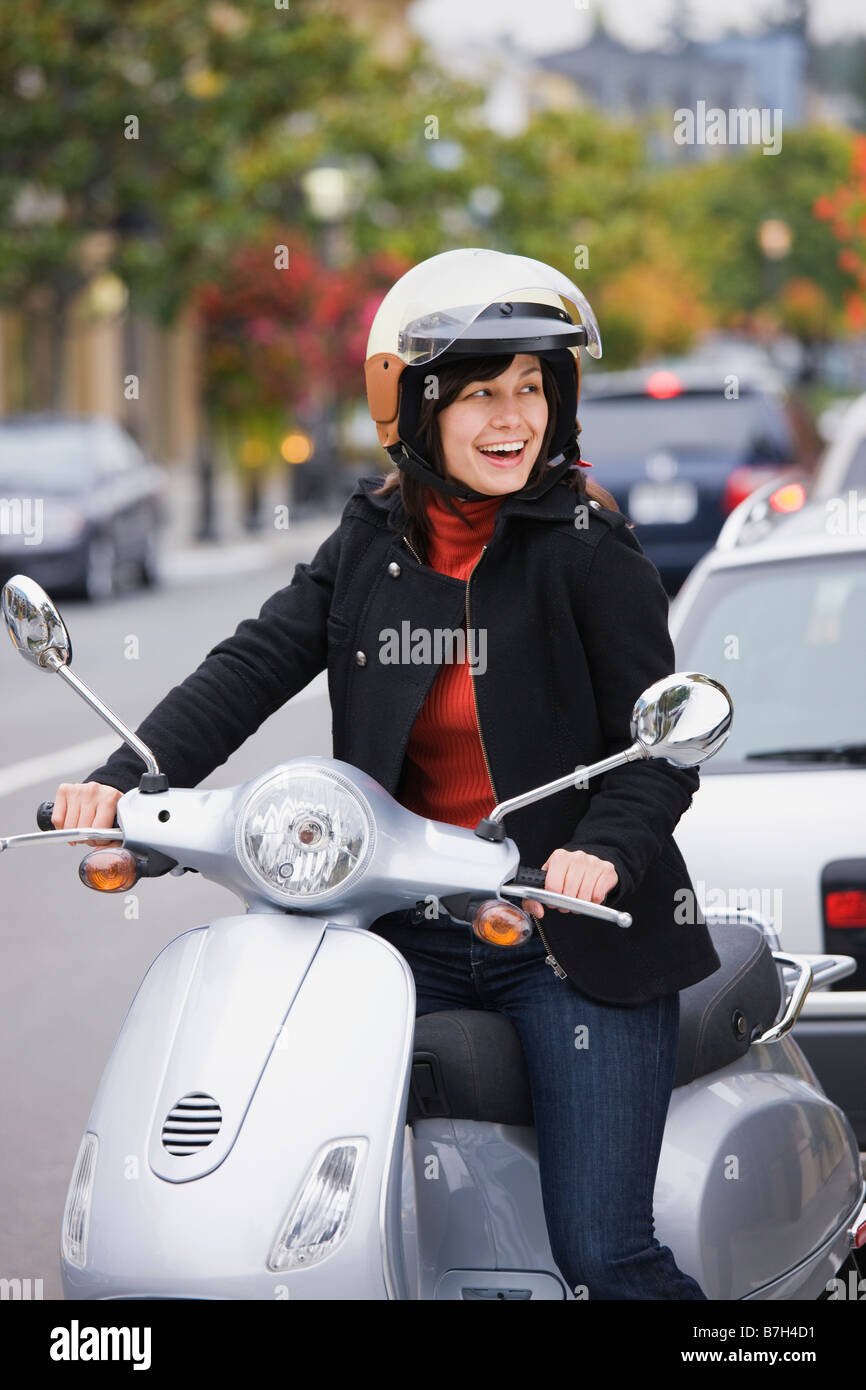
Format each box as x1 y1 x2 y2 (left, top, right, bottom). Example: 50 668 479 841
49 249 721 1299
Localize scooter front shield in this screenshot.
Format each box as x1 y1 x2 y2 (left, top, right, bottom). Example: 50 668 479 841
61 914 417 1300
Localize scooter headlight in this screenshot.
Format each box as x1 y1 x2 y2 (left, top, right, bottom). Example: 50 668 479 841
237 765 374 904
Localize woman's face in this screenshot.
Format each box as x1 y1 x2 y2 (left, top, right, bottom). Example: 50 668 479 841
436 353 549 496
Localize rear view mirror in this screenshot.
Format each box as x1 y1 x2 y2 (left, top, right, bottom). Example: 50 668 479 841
630 672 732 767
2 573 165 787
477 671 733 837
2 574 72 671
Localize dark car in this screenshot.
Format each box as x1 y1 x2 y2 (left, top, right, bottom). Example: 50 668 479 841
0 414 166 600
577 362 818 592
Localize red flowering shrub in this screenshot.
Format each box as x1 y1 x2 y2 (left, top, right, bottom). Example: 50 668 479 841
196 234 409 426
813 136 866 332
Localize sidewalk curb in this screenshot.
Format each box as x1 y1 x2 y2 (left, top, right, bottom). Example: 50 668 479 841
161 509 342 583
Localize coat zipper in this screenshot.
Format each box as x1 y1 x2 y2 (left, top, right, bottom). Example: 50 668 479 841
465 545 497 803
466 543 567 981
402 534 424 566
536 921 568 979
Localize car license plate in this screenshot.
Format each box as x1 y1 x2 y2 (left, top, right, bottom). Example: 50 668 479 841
628 481 698 525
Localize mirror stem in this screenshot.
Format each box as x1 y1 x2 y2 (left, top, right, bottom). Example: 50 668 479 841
474 742 646 840
45 651 162 779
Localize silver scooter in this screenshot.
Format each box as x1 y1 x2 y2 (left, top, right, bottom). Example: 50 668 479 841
3 573 865 1301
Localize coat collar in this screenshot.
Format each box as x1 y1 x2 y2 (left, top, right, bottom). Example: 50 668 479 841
351 471 586 527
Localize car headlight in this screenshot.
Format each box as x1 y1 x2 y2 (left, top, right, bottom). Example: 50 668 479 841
236 765 375 905
39 504 87 545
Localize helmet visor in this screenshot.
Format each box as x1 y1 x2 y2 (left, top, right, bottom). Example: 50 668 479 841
367 248 602 365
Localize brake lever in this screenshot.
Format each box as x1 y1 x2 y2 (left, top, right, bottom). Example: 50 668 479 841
0 827 125 852
498 881 632 928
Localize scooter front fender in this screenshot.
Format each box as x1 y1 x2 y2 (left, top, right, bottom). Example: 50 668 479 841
61 913 417 1300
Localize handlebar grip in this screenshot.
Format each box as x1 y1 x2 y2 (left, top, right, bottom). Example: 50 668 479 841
36 800 120 834
515 864 547 888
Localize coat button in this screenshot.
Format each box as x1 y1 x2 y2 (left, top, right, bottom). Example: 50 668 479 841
588 499 601 510
355 651 367 667
387 562 401 578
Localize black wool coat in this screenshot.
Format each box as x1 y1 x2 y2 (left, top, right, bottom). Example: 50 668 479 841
85 473 721 1004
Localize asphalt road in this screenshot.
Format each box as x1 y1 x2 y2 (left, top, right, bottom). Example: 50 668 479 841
0 524 338 1298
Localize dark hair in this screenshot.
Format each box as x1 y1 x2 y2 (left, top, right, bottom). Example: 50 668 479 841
371 353 621 562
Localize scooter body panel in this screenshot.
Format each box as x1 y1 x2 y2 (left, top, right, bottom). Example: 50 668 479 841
407 1119 570 1299
61 917 417 1300
651 1037 863 1300
402 1037 863 1301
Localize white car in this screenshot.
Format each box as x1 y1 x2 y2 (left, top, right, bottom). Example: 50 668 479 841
813 390 866 496
669 476 866 1143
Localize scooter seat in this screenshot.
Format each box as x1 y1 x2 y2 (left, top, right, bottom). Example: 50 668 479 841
406 923 782 1125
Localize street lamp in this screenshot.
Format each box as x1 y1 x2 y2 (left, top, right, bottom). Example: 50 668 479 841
301 164 356 230
758 218 793 261
296 161 358 511
758 217 793 301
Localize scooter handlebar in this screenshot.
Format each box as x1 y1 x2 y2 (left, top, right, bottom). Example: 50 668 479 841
31 798 179 879
515 864 547 889
37 800 120 834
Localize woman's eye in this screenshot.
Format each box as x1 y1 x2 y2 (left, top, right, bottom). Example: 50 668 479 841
464 383 540 398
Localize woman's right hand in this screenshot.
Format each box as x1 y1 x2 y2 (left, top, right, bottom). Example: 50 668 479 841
51 782 124 847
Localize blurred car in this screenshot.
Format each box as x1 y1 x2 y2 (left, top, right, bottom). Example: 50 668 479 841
686 330 806 388
812 390 866 498
578 360 818 592
669 478 866 1142
0 414 166 600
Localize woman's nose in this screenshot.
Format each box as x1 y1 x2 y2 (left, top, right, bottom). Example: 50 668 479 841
487 399 524 426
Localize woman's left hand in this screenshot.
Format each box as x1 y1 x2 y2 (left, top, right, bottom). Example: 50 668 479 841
521 847 619 917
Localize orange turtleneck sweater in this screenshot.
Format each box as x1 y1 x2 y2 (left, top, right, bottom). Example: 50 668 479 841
397 486 502 829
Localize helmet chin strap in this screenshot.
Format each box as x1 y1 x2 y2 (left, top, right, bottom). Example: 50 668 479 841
387 435 581 503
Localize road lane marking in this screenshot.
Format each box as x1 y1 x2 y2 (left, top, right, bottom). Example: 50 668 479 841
0 736 118 798
0 673 329 798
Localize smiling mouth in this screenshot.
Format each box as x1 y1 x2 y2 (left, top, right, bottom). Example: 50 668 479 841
476 440 529 466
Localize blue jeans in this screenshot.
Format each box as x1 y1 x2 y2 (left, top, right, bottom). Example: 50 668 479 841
370 905 707 1300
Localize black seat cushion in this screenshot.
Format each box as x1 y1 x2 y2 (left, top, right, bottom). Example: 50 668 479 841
673 922 781 1087
406 924 782 1125
409 1009 535 1126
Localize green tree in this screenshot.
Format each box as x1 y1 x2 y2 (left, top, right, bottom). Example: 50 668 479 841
653 127 855 335
0 0 483 405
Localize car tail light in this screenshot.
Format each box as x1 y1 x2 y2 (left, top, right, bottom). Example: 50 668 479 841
822 861 866 991
645 370 682 399
721 465 789 515
768 481 805 513
825 890 866 929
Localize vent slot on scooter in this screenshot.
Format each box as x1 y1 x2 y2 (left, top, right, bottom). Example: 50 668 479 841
161 1092 223 1156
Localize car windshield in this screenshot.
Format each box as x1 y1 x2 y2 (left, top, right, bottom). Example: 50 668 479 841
579 391 792 466
0 426 99 493
673 553 866 768
841 439 866 489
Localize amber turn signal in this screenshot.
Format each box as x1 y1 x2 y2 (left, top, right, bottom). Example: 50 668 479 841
471 899 533 948
78 848 140 893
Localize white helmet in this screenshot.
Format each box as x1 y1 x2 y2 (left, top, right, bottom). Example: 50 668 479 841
364 247 602 500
